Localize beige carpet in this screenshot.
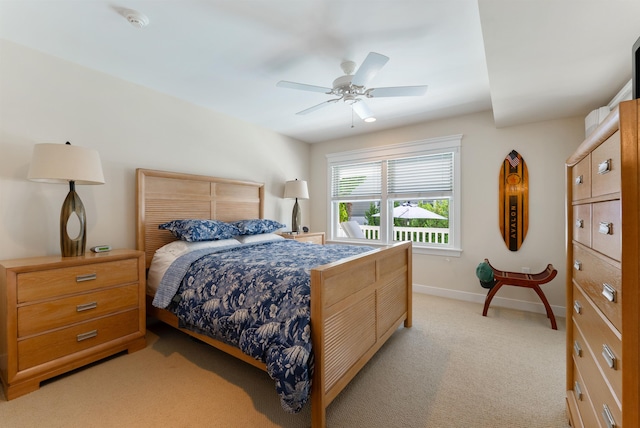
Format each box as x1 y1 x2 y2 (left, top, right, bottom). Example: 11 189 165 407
0 293 570 427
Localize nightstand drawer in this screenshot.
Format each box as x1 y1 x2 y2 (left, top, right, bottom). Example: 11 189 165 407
17 258 139 303
18 284 139 337
17 309 140 371
296 234 324 244
281 232 325 245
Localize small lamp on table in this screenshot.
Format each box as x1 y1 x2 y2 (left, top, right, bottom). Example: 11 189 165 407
284 179 309 233
27 142 105 257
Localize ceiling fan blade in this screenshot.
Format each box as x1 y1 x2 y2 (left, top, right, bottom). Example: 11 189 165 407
277 80 332 94
351 52 389 87
351 100 374 121
296 99 340 115
367 85 428 97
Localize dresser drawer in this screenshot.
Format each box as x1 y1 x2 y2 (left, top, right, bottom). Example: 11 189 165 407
573 204 592 247
591 130 621 197
571 362 600 428
17 284 139 337
572 155 591 201
572 244 621 331
17 309 140 371
591 200 621 261
572 321 622 428
573 283 622 401
17 258 139 303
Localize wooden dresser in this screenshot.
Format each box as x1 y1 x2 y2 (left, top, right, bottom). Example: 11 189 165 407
565 99 639 427
0 249 146 400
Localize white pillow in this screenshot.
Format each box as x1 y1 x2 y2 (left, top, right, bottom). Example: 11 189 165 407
234 233 285 244
147 239 241 294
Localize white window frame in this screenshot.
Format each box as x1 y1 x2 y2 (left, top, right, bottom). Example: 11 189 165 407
326 135 462 257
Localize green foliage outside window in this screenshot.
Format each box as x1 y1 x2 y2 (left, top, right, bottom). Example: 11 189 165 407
364 203 379 226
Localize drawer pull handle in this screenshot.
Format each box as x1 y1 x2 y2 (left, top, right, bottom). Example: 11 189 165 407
76 301 98 312
598 159 611 175
574 381 582 401
76 273 97 282
573 340 582 357
575 219 583 229
602 404 616 428
602 344 617 369
573 300 582 314
598 222 612 235
574 260 582 271
602 283 616 303
77 330 98 342
575 175 583 185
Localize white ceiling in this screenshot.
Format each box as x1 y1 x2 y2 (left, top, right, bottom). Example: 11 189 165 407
1 1 638 143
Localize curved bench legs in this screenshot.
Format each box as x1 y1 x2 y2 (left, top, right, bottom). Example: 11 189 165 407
482 281 557 330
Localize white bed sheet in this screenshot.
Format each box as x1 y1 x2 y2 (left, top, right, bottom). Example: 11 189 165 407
146 234 285 295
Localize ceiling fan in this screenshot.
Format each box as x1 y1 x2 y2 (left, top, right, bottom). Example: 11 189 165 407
276 52 428 122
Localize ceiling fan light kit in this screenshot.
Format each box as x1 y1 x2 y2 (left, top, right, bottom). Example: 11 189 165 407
277 52 428 124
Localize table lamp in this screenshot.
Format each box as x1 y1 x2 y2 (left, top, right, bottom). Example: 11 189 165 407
28 142 105 256
284 179 309 233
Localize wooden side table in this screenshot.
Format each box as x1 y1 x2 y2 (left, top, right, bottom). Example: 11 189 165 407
0 249 146 400
280 232 325 245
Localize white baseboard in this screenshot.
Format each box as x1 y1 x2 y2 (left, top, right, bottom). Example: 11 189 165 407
413 284 567 318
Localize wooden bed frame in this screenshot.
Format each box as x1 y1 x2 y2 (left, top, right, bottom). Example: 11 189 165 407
135 168 412 428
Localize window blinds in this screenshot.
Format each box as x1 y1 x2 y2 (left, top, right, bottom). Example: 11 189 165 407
331 153 454 199
330 161 381 199
388 152 454 196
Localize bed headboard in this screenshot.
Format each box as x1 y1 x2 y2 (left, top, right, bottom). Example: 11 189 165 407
136 168 264 268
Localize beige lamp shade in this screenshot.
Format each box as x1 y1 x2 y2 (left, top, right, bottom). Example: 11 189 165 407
28 143 105 184
284 179 309 199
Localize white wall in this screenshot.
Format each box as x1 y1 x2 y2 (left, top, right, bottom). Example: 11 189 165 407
310 111 585 314
0 40 310 260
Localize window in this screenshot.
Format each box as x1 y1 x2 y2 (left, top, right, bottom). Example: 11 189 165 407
327 135 461 256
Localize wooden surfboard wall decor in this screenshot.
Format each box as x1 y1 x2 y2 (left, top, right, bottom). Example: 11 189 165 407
499 150 529 251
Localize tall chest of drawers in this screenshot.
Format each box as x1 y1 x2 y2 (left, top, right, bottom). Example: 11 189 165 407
0 249 146 400
565 99 640 427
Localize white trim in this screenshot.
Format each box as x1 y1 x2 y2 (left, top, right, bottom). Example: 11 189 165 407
413 283 567 318
608 79 632 109
326 134 462 164
412 246 462 257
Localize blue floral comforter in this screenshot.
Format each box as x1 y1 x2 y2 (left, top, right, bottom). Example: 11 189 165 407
152 239 373 413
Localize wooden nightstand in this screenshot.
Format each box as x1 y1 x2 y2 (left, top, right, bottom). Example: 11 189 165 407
0 249 146 400
280 232 325 245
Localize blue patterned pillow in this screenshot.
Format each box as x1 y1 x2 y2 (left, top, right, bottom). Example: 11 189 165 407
231 219 285 235
159 219 240 242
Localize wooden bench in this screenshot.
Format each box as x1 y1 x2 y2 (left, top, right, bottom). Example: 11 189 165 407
482 258 558 329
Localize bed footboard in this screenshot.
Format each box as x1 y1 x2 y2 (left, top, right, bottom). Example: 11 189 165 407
309 241 412 428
